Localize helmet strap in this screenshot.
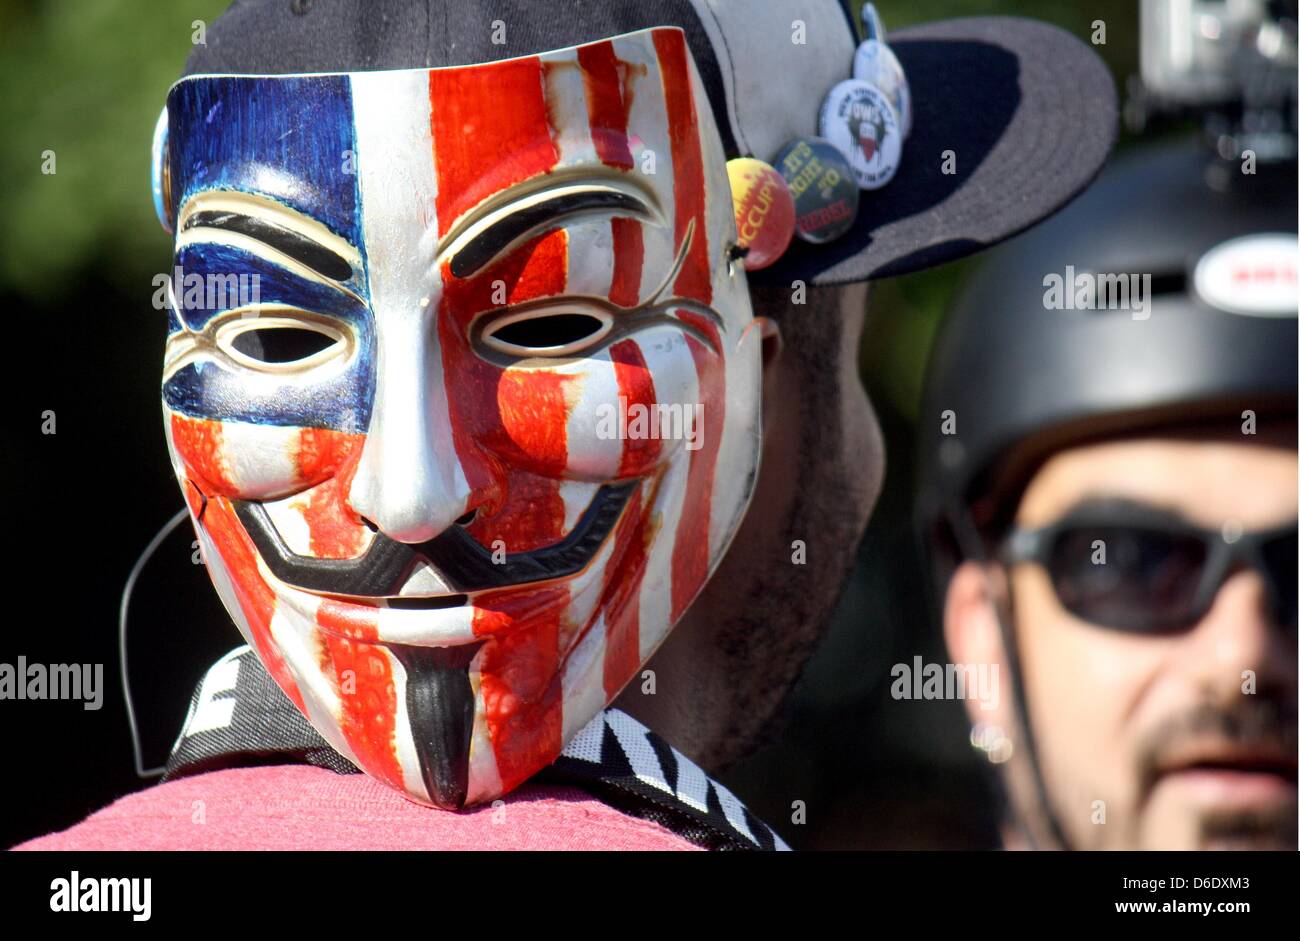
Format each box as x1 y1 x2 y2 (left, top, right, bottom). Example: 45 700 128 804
947 500 1072 851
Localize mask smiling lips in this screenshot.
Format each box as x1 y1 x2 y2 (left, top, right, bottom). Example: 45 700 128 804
157 27 762 809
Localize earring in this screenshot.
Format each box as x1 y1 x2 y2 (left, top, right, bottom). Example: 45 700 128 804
970 722 1014 764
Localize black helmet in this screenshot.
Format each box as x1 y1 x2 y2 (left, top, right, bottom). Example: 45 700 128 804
918 137 1297 562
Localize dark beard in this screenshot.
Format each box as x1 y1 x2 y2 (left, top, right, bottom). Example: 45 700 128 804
691 284 877 770
1198 802 1298 849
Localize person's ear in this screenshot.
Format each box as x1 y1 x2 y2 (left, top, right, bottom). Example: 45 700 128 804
754 315 783 412
944 561 1012 731
755 315 782 366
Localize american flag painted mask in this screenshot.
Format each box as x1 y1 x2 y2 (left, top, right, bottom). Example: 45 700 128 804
157 27 762 808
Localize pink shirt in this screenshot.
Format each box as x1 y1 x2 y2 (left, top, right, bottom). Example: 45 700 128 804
14 765 700 851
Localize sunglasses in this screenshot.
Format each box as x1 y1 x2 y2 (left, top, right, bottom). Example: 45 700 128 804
1000 501 1298 633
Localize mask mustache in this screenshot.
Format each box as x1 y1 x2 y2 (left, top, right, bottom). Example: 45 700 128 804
233 481 636 597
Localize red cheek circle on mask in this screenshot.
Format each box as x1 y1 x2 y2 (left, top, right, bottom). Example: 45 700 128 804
483 231 574 475
495 368 572 475
466 470 566 553
170 414 361 499
169 413 238 496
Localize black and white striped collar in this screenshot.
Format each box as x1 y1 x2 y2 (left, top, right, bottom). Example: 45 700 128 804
166 646 789 851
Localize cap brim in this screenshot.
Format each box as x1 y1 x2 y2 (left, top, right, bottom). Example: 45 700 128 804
755 16 1118 286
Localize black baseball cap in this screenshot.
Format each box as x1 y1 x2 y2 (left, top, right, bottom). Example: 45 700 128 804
180 0 1118 285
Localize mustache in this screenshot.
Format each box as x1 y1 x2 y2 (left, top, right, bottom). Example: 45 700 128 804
233 481 636 597
1136 695 1298 794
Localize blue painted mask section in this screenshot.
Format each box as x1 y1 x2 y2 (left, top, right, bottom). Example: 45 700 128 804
163 360 371 435
166 75 363 244
171 242 370 331
163 74 375 433
163 245 375 431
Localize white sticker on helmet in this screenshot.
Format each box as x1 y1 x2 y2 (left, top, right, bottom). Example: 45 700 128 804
1193 233 1299 318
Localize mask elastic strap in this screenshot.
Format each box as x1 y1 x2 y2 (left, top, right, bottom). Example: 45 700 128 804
119 507 190 779
947 499 1072 851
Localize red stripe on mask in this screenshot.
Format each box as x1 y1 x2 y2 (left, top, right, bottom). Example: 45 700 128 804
430 50 570 778
578 41 634 170
577 41 643 308
653 29 712 306
610 338 660 477
670 332 724 622
609 217 644 308
430 57 561 236
473 587 568 793
296 428 367 559
601 480 649 698
600 340 658 695
295 427 361 484
196 494 306 713
653 30 726 622
315 599 405 792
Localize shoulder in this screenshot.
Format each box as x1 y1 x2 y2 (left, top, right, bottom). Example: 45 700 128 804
11 765 702 851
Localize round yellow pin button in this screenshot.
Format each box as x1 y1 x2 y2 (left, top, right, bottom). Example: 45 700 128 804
727 157 796 271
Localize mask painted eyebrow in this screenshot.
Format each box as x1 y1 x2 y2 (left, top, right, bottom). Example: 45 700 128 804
439 172 665 281
176 191 362 290
182 210 353 281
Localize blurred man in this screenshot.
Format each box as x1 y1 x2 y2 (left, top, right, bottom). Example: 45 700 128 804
921 131 1297 849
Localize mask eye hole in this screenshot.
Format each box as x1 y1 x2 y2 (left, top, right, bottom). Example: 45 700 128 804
216 315 350 372
231 327 335 363
481 309 612 357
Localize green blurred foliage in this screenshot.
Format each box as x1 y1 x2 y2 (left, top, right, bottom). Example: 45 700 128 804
0 0 228 299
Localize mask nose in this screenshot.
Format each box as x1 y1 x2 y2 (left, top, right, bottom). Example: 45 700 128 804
348 311 474 545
